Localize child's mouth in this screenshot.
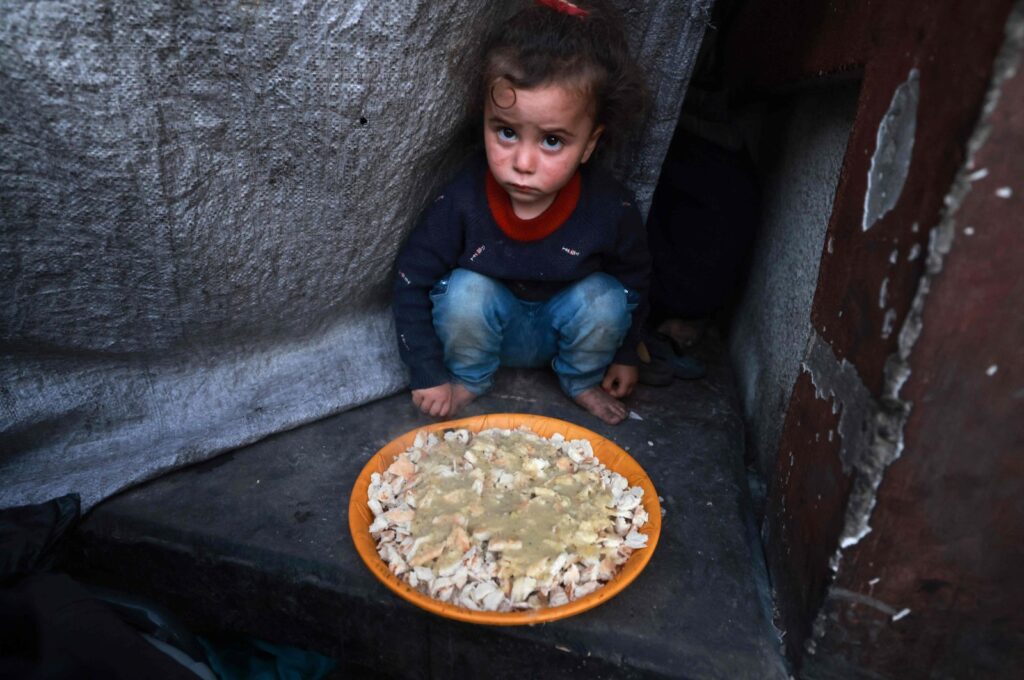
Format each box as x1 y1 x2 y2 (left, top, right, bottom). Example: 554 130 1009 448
509 183 536 194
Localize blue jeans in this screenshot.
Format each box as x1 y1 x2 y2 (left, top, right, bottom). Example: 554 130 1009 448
430 269 638 398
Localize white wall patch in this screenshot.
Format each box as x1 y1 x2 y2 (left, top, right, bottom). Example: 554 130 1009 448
863 69 920 231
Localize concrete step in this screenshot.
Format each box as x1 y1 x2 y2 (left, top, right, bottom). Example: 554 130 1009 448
67 354 787 679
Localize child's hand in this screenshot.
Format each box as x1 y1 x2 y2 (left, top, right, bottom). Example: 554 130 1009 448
412 384 454 417
602 363 638 398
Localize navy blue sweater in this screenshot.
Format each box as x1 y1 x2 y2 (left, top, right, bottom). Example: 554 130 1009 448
393 154 650 390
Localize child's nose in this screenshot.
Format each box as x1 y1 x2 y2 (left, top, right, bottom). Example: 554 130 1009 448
512 146 536 174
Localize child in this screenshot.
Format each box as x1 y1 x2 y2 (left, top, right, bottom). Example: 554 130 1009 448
392 0 650 425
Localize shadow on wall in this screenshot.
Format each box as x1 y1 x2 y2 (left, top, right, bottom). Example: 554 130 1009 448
728 82 861 479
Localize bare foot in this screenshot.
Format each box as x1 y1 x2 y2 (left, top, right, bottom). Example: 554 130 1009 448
574 387 628 425
450 383 477 415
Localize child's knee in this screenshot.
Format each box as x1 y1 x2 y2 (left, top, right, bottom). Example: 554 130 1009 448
566 273 630 328
433 269 502 316
432 269 513 343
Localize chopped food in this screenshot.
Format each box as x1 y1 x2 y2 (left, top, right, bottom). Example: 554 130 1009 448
367 426 649 611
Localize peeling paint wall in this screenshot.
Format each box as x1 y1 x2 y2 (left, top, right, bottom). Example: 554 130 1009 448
863 69 919 232
804 6 1024 675
729 85 859 477
724 0 1021 674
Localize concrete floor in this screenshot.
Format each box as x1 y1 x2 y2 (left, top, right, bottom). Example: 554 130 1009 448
67 349 787 679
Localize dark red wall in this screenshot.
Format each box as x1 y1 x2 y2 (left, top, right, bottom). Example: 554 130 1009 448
805 38 1024 677
724 0 1021 674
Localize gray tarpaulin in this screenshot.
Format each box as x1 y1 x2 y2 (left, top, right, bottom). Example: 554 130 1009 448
0 1 709 510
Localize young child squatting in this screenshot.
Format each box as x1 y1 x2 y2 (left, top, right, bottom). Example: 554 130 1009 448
392 0 650 425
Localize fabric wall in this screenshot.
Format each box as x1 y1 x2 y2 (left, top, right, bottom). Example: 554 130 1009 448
0 0 710 510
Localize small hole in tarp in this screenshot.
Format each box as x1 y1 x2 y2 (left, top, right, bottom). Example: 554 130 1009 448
358 117 367 125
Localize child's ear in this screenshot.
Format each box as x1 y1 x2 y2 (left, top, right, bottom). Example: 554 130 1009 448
581 124 605 164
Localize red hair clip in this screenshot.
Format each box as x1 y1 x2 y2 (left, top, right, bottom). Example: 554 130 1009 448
536 0 589 19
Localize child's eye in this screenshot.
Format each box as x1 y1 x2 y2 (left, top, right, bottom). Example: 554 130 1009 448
541 135 564 151
497 127 517 142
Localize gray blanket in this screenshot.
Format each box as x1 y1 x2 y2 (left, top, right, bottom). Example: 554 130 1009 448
0 0 709 510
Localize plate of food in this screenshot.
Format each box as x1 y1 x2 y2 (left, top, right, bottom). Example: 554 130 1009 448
348 413 661 625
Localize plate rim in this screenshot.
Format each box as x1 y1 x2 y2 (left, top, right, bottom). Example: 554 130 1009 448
347 412 661 626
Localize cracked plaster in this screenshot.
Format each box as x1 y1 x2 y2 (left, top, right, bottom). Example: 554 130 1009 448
807 3 1024 653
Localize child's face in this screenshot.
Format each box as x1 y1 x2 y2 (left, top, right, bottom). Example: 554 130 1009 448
484 81 604 219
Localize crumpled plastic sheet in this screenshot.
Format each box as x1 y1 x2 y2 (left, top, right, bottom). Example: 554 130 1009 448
0 0 710 510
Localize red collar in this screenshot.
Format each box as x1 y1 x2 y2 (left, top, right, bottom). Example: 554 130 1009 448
485 170 581 242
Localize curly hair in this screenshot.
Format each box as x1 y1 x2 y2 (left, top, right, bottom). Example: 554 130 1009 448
470 0 648 161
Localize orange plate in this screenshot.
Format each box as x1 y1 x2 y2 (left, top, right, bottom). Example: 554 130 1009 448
348 413 661 626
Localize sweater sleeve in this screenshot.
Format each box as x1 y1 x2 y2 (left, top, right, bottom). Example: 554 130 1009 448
604 199 651 366
392 192 464 389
